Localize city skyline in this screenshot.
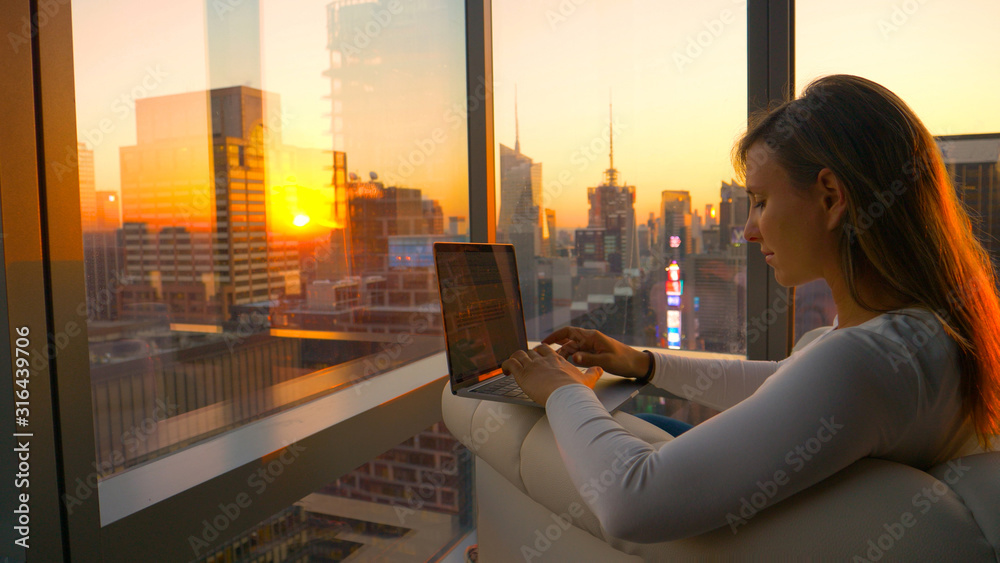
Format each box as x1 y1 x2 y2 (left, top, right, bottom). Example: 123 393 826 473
73 0 1000 232
494 0 1000 228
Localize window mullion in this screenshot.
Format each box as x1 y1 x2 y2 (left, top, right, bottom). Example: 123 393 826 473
746 0 795 361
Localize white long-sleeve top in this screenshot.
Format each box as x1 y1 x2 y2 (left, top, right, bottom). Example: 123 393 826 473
544 307 984 543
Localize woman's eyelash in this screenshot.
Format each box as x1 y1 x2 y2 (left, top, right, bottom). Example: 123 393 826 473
754 200 764 209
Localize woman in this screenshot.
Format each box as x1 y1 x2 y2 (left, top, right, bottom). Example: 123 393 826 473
501 74 1000 543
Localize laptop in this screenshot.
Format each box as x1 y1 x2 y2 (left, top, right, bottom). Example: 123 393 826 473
433 242 646 410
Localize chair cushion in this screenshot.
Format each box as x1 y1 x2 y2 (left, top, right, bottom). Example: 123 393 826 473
929 452 1000 560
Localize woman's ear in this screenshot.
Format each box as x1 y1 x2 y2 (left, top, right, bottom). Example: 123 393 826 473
816 168 848 231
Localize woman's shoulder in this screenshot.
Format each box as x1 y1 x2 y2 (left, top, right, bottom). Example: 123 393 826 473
852 307 955 357
802 306 959 381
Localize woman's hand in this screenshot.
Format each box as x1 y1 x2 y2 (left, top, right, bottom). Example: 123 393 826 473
501 344 604 405
542 326 650 380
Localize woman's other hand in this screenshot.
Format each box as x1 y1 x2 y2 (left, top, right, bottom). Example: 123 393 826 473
501 344 603 405
543 326 650 380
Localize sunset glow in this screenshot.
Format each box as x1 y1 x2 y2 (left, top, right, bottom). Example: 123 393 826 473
72 0 1000 234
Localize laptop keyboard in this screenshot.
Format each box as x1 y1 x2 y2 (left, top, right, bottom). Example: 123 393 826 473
471 375 530 400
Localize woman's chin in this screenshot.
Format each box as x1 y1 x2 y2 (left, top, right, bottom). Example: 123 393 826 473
771 269 794 288
773 270 815 288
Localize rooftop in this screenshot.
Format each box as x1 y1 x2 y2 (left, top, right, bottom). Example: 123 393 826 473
936 133 1000 164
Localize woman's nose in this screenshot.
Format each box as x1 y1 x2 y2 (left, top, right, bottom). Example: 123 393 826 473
743 215 760 243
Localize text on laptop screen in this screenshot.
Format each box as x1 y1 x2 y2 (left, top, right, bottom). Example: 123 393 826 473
435 244 527 385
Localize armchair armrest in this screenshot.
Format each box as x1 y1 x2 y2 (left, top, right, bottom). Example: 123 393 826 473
442 384 998 560
441 382 674 543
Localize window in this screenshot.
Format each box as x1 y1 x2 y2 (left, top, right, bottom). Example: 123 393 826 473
66 0 474 558
74 0 468 473
492 0 748 425
794 0 1000 339
493 0 747 354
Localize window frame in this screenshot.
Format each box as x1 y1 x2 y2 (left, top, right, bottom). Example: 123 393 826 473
0 0 790 560
746 0 796 361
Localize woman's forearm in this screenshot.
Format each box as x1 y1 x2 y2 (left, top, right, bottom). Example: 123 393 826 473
648 352 782 411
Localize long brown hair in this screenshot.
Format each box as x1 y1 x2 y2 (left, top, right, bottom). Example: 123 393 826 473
734 74 1000 450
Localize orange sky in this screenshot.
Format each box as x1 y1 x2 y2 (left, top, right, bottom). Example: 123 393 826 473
74 0 1000 234
493 0 1000 229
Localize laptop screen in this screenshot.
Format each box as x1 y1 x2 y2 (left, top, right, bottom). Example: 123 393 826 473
434 243 527 388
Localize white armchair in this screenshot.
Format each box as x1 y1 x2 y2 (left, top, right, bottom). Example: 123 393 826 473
442 331 1000 561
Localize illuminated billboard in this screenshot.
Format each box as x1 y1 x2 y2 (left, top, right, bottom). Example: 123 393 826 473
665 261 682 296
667 310 681 349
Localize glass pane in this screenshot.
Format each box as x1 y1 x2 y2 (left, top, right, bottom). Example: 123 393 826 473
192 422 474 562
492 0 748 424
794 0 1000 342
73 0 467 473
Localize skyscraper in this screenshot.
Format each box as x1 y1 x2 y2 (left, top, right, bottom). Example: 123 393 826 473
118 87 300 323
637 224 650 257
496 95 545 329
497 91 543 251
704 204 718 228
82 230 124 322
718 179 749 249
660 190 693 260
498 144 542 258
686 253 746 353
574 227 607 267
302 149 352 283
423 199 444 235
585 105 638 274
78 142 97 232
345 179 428 275
936 133 1000 261
544 208 557 257
447 216 467 236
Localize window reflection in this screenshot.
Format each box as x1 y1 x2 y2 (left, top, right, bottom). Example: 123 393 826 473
193 422 473 562
75 0 467 474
